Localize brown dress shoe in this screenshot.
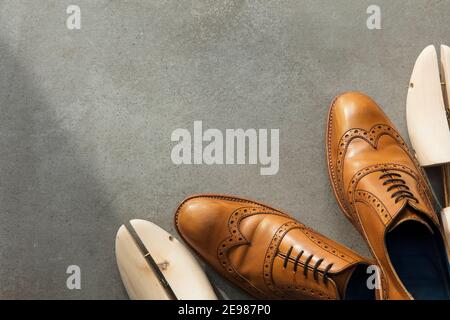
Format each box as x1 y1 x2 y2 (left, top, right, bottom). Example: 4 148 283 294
175 194 378 300
326 92 450 300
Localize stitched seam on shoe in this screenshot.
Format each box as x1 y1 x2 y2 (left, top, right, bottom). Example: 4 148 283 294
346 164 438 226
354 190 391 225
217 206 287 298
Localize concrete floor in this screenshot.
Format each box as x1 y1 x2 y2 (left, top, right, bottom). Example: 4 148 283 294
0 0 447 299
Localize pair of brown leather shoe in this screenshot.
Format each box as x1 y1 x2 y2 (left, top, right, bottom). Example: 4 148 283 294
174 92 450 300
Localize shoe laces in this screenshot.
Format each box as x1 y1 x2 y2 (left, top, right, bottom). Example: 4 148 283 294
282 246 333 284
379 170 418 204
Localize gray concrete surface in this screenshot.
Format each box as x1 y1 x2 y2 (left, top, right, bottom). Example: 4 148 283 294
0 0 447 299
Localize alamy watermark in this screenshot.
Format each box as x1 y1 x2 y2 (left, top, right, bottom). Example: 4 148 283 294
66 265 81 290
366 264 381 290
66 5 81 30
171 121 279 175
367 5 381 30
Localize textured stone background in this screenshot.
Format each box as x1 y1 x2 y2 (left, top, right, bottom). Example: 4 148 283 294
0 0 447 299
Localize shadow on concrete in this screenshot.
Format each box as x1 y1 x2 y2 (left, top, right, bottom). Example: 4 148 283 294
0 39 127 299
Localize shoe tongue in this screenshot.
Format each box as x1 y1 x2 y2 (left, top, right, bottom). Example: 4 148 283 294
388 206 434 234
328 265 359 298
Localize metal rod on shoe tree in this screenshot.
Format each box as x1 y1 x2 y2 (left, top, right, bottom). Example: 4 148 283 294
125 221 178 300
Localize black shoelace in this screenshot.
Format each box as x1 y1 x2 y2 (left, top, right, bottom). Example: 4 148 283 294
379 171 418 204
282 246 333 284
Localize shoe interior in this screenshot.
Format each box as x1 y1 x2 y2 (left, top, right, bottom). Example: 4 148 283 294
344 264 376 300
386 218 450 300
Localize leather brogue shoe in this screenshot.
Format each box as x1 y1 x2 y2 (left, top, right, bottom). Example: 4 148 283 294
326 92 450 300
175 194 380 300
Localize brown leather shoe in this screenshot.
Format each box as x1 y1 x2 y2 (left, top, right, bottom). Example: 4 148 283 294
175 194 378 300
326 92 450 300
